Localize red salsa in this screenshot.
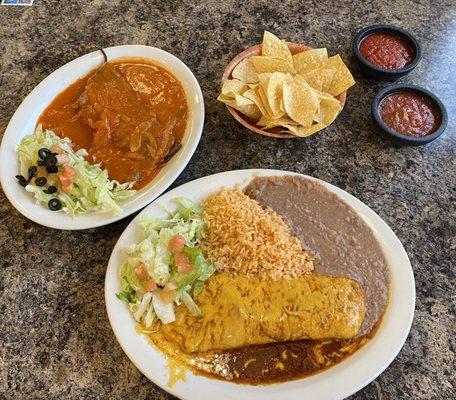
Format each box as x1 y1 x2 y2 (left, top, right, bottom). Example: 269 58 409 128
379 92 441 137
359 33 414 69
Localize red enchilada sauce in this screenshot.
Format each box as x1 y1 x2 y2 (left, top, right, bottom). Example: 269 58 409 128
207 331 375 384
359 33 414 69
149 321 380 385
379 92 441 137
38 60 188 189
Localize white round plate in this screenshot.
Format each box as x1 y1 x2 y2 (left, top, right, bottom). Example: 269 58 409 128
0 45 204 230
105 169 415 400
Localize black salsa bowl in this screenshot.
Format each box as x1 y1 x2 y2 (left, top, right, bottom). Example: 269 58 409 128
372 85 448 145
354 25 421 80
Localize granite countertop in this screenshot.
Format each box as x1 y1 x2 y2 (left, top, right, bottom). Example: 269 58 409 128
0 1 454 399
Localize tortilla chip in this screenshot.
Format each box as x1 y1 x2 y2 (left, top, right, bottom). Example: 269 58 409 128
258 115 298 129
300 69 325 91
221 79 249 98
257 73 273 91
262 31 293 64
257 115 271 127
233 94 262 120
264 72 289 117
282 74 319 127
293 48 328 74
325 55 355 96
283 122 326 137
250 56 295 74
217 92 262 120
314 92 342 125
217 93 234 103
321 69 336 92
257 85 276 119
232 58 259 83
243 87 272 119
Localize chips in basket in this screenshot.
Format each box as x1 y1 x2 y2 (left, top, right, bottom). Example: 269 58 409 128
218 31 355 137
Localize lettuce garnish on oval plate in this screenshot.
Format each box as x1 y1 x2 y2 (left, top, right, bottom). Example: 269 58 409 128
16 126 136 214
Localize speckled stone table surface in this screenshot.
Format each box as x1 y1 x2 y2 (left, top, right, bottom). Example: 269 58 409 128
0 1 454 399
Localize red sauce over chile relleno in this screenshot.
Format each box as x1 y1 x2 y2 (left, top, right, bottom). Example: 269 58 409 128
379 92 441 137
359 33 414 70
38 60 188 189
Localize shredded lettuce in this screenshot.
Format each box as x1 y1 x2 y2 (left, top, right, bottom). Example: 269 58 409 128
143 302 156 328
133 292 153 322
120 262 144 294
17 126 136 215
117 198 214 325
151 290 176 324
116 291 134 303
181 291 202 317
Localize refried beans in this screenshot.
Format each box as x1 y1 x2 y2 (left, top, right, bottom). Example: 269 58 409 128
245 175 390 336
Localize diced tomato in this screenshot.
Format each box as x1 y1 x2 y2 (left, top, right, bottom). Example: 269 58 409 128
134 264 148 280
168 234 186 254
174 252 188 266
143 278 157 292
58 165 75 192
174 252 193 274
178 263 193 274
63 165 75 177
165 281 177 291
160 288 176 304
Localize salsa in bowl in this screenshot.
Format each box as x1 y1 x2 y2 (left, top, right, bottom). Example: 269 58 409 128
353 25 421 80
372 85 447 145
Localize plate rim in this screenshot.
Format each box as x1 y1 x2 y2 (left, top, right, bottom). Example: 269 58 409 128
0 44 205 230
104 168 415 400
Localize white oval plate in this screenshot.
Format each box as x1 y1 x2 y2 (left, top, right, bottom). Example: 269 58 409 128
105 169 415 400
0 45 204 230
